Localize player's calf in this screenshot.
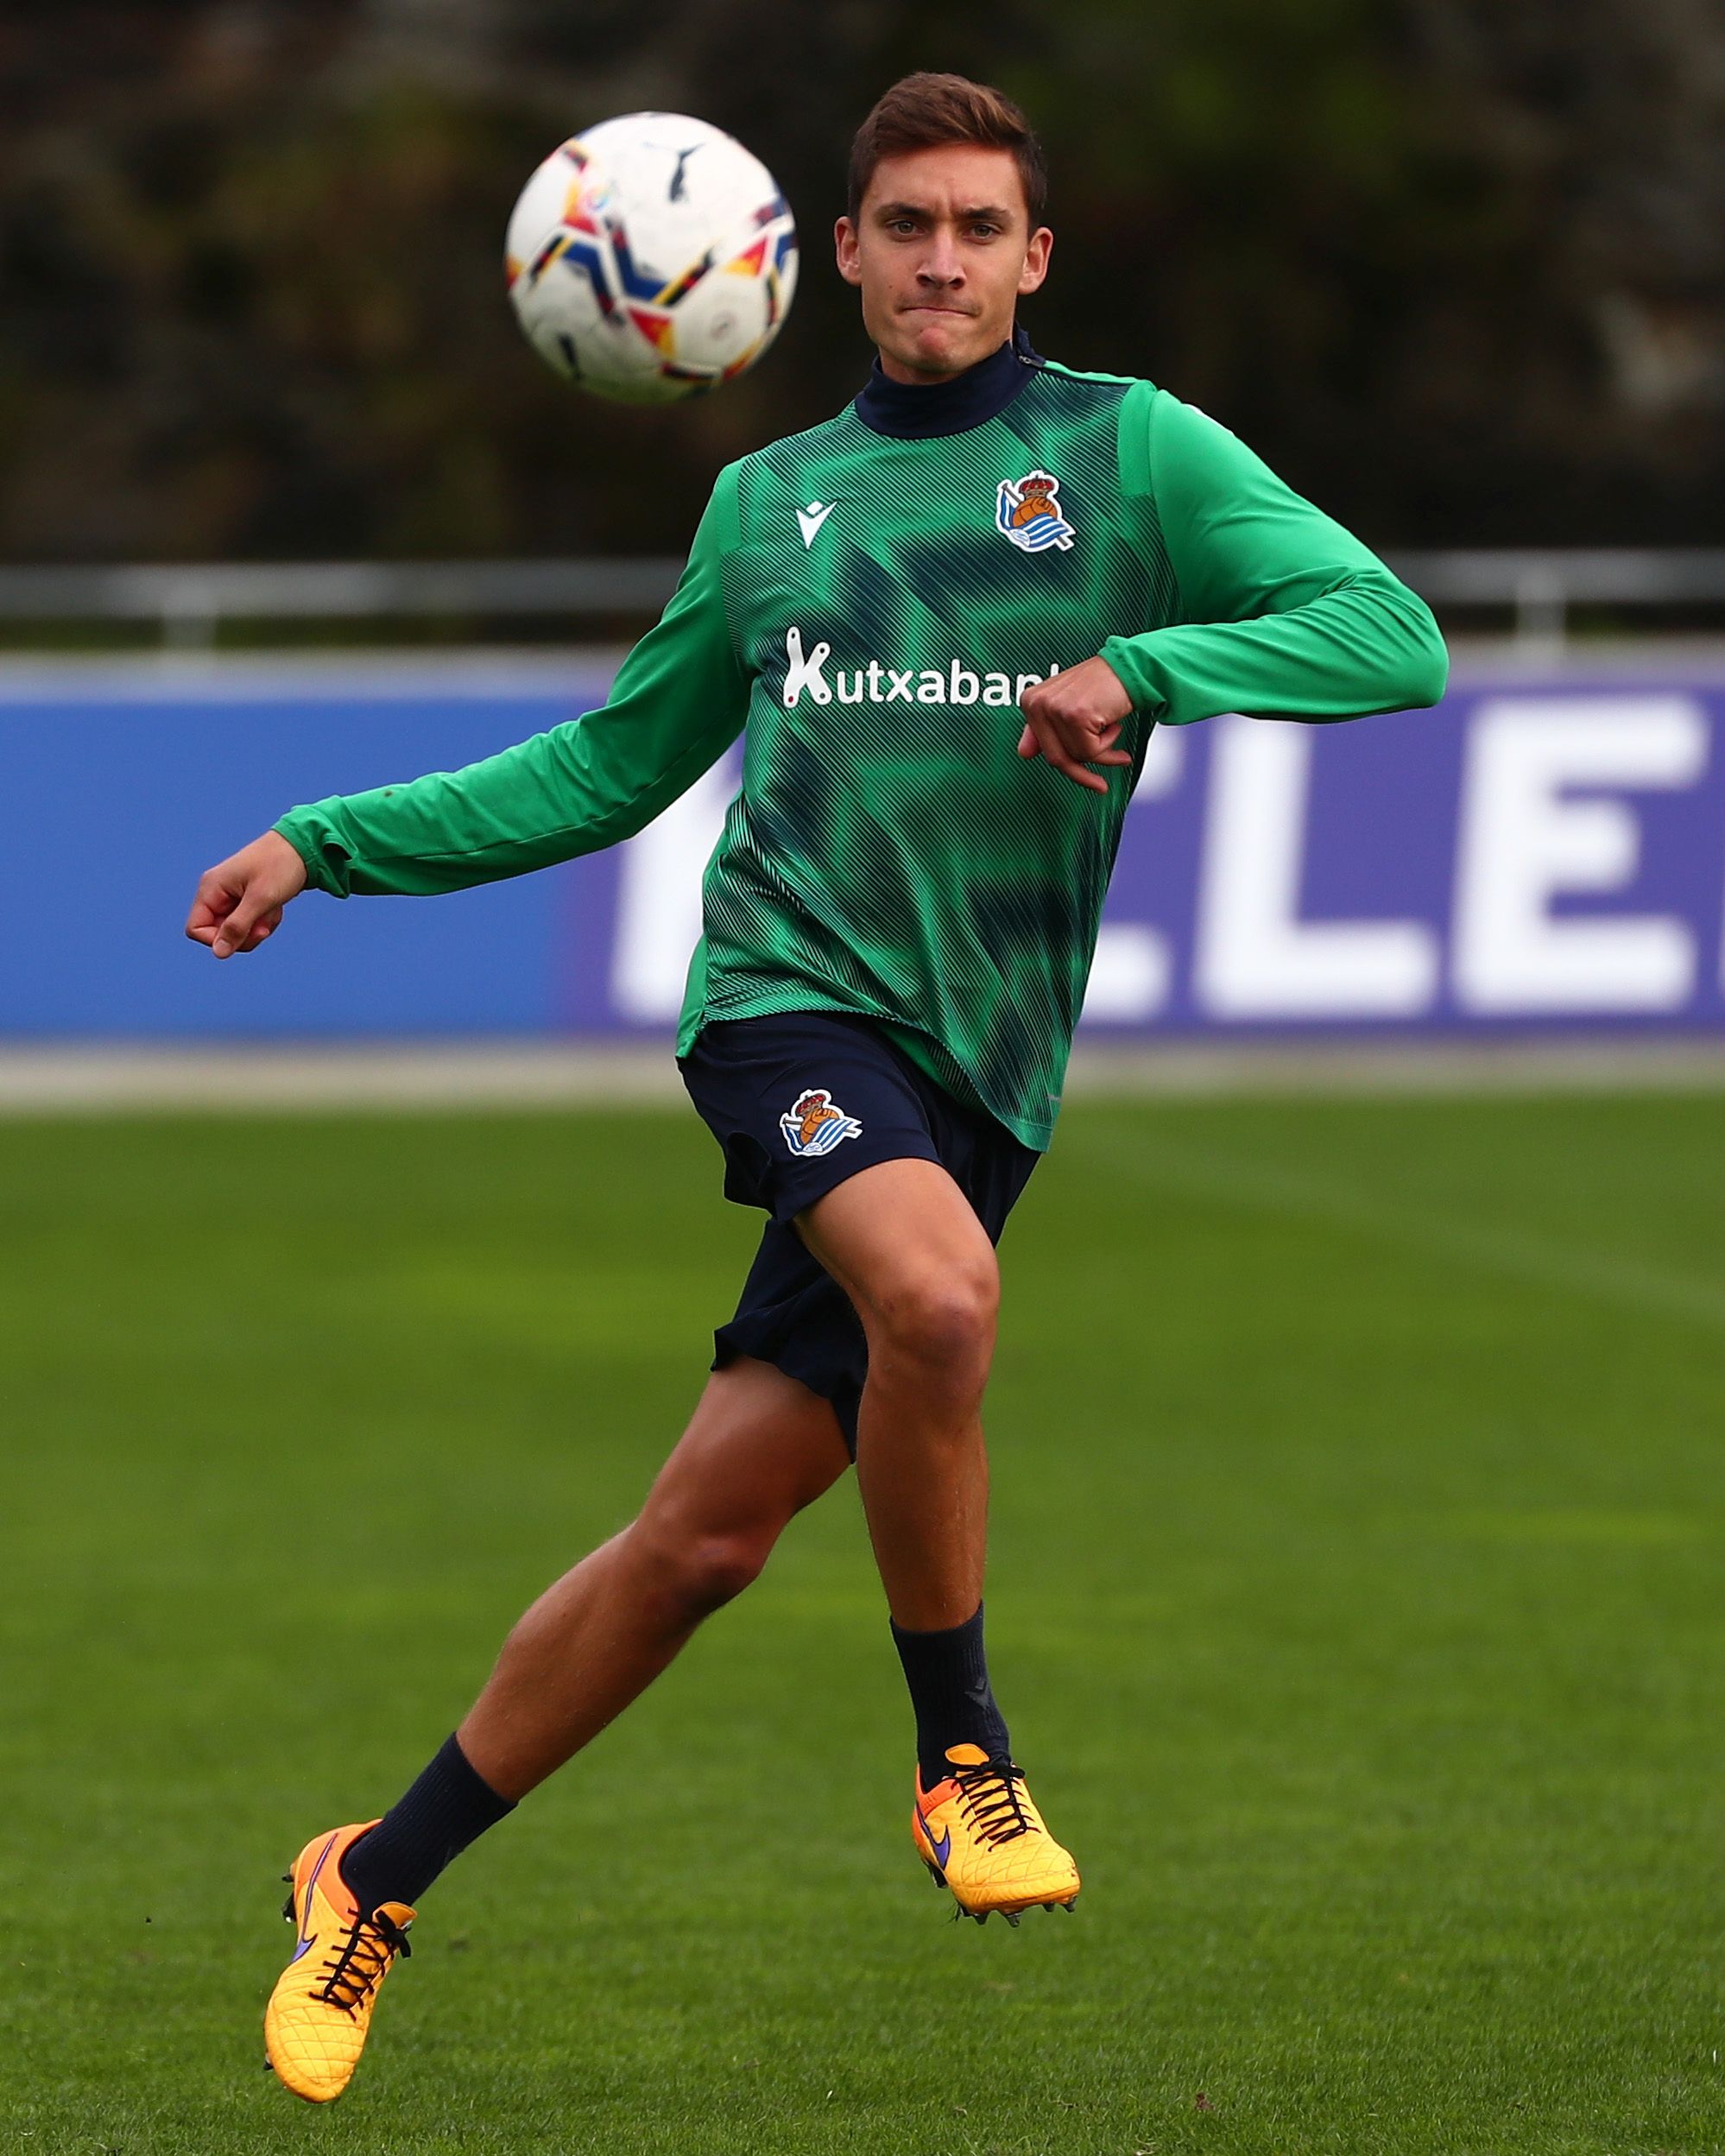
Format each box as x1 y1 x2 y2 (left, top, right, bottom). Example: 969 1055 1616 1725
257 1363 850 2102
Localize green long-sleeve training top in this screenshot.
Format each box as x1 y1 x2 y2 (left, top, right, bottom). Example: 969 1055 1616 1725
276 346 1448 1149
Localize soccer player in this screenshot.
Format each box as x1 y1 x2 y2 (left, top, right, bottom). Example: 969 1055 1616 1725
187 73 1448 2103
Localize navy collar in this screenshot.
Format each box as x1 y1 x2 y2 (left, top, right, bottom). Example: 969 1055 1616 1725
854 325 1043 439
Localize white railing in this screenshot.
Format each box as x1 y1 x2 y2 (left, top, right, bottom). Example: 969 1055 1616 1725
0 559 684 651
2 550 1724 649
1393 550 1725 648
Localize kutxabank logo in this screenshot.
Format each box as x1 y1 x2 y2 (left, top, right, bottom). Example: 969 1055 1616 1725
780 626 1064 711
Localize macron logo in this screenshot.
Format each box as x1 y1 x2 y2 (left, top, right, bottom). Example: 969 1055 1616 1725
780 625 1059 712
795 500 837 548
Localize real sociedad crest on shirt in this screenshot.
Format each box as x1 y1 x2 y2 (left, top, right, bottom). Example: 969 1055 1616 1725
780 1087 863 1157
995 469 1075 553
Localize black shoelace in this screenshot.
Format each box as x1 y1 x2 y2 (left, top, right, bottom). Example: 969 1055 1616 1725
312 1908 412 2016
953 1756 1033 1846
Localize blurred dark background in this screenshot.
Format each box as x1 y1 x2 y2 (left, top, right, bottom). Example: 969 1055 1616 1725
2 0 1721 566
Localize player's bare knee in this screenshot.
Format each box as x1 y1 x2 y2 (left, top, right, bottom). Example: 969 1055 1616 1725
681 1530 769 1615
874 1258 998 1384
632 1515 770 1622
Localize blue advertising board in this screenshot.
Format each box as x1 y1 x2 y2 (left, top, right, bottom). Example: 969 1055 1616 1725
3 651 1723 1040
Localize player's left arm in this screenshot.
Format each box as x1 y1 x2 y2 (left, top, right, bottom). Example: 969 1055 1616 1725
1018 386 1448 785
1105 386 1448 729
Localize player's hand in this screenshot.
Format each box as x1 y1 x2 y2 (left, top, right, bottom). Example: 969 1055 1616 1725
185 831 308 958
1017 655 1135 793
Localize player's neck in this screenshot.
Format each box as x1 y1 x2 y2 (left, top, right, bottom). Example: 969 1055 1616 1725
855 325 1041 440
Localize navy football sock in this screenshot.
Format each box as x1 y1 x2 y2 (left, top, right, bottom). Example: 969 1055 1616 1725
339 1732 515 1915
891 1603 1011 1786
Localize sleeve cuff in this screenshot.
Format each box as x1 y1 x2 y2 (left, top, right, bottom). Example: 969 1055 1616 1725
1098 634 1179 724
272 811 351 898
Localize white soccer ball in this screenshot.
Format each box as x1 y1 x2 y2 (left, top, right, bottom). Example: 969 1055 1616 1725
505 113 799 404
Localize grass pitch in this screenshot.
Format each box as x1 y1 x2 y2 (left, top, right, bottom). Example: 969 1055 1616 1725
3 1092 1722 2155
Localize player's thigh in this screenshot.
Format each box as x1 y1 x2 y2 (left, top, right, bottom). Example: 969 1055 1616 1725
795 1157 1001 1344
636 1353 850 1550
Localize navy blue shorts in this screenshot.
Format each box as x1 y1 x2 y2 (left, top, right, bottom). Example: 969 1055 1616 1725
678 1012 1039 1456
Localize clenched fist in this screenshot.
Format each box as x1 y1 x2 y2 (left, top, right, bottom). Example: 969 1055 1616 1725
185 830 308 958
1017 654 1134 794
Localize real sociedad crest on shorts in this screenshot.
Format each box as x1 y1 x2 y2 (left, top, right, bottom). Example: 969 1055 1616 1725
995 469 1075 553
780 1087 863 1157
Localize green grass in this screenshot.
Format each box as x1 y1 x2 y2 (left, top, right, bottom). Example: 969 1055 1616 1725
3 1094 1723 2155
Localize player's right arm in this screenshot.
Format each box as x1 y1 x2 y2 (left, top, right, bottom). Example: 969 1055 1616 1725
186 466 748 958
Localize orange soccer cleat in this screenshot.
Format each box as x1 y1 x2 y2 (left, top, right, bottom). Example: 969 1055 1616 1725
263 1821 414 2103
911 1743 1081 1925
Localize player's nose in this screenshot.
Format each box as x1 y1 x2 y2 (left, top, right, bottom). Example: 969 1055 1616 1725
919 237 964 285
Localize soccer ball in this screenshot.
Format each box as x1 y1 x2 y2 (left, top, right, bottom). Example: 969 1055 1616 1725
505 113 799 404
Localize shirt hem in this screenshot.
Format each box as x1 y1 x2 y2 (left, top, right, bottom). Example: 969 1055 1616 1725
679 984 1055 1154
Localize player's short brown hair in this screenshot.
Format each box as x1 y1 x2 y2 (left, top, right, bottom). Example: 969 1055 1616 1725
847 73 1047 227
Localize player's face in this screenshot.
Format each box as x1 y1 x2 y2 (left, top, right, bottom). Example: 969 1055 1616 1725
835 144 1052 384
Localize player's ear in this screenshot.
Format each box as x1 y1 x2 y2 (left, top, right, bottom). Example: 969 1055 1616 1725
1017 225 1052 297
834 216 863 287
